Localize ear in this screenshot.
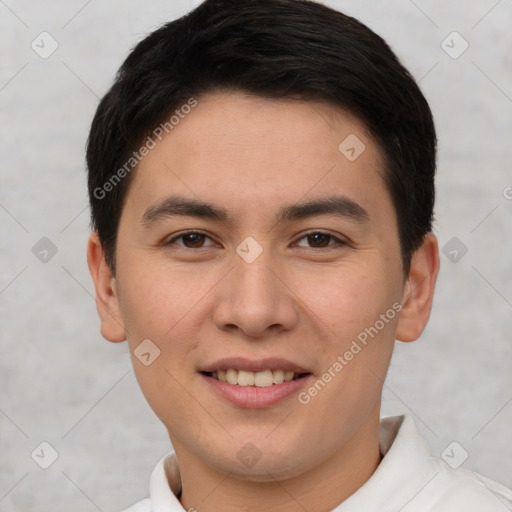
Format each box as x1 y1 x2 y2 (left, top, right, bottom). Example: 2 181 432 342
396 233 440 342
87 232 127 343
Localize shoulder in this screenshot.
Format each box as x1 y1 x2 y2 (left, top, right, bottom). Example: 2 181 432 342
376 416 512 511
425 462 512 511
119 497 151 512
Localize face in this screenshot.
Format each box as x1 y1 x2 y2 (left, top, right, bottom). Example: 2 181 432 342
88 91 438 482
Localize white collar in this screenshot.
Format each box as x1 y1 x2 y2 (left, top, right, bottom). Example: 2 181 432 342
335 415 437 510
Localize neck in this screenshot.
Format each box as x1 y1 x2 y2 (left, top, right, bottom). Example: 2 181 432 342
173 411 382 512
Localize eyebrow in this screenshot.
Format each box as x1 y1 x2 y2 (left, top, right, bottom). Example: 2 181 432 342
140 194 370 227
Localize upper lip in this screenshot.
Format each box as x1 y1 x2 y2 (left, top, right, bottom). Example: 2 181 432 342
201 357 310 374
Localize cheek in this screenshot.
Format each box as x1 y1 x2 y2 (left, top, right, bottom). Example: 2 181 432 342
300 263 396 341
116 259 211 342
116 264 207 427
296 267 398 416
130 355 203 444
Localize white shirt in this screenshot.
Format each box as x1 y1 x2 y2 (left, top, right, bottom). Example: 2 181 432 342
123 415 512 511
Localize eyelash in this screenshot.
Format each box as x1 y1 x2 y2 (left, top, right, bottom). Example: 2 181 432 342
163 230 347 250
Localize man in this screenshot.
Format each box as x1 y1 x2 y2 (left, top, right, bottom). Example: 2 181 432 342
86 0 512 510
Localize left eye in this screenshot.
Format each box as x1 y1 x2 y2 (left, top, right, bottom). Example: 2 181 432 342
295 231 344 248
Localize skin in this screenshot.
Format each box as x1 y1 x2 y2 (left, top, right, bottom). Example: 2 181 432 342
88 91 439 512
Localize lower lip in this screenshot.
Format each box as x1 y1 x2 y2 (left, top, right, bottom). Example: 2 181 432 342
201 373 312 409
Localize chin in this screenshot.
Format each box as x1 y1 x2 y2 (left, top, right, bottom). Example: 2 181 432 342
213 456 307 483
203 440 312 483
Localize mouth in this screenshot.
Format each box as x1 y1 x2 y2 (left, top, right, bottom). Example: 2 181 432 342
201 369 310 387
198 358 313 408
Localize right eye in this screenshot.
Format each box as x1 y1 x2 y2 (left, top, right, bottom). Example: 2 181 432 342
163 231 217 249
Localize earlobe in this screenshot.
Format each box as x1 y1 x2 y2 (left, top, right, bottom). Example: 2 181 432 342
86 232 127 343
396 233 440 343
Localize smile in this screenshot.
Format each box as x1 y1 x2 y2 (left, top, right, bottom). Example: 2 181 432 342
206 369 306 387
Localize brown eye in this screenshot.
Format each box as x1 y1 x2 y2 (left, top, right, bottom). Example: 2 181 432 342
307 233 332 247
181 233 206 248
164 231 216 249
296 231 344 249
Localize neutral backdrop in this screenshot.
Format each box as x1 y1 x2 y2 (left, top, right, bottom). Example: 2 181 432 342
1 1 511 511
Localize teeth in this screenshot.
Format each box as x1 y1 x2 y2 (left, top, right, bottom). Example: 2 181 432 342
237 370 255 386
284 371 295 381
226 369 238 385
210 369 302 387
273 369 284 384
254 370 273 387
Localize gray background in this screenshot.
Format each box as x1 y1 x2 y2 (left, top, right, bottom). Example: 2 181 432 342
1 1 511 511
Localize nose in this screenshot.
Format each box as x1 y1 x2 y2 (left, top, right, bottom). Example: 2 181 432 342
212 249 299 339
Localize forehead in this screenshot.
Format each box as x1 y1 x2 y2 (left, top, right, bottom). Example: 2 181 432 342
123 91 391 223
